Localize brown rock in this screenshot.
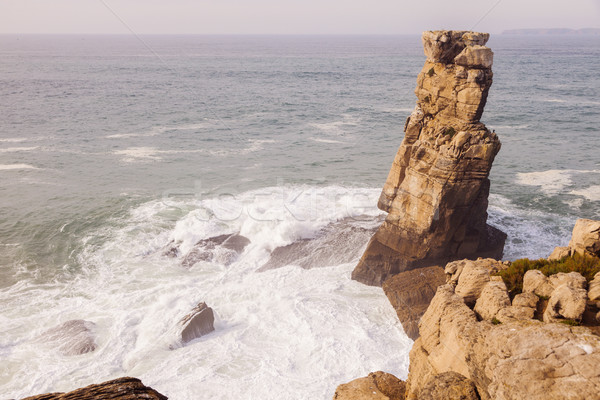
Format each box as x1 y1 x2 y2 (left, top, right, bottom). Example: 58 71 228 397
352 30 505 286
39 320 97 356
418 371 480 400
22 377 167 400
383 266 446 339
589 272 600 301
179 302 215 344
496 305 535 323
451 259 506 306
473 277 511 321
569 218 600 257
522 269 554 298
548 246 570 261
543 284 588 322
333 371 406 400
512 292 539 308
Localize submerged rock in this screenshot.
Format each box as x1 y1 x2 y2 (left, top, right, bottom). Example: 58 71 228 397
39 320 97 356
22 377 167 400
352 30 505 286
178 302 215 344
181 233 250 267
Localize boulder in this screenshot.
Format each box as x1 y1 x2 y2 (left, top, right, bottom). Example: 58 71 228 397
589 272 600 301
39 320 97 356
496 305 535 323
178 302 215 344
333 371 406 400
382 266 446 339
418 372 480 400
473 277 511 321
512 292 539 308
352 30 505 286
453 260 505 306
568 218 600 257
22 377 167 400
548 246 570 261
522 269 554 298
543 284 588 323
548 271 587 290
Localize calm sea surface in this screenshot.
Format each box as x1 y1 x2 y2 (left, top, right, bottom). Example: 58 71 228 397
0 34 599 398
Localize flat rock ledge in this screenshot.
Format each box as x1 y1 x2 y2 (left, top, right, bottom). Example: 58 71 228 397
21 377 167 400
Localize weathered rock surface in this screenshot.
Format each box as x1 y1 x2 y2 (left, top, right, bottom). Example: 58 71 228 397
543 284 588 322
589 272 600 301
404 275 600 400
473 277 510 321
448 258 507 306
333 371 406 400
512 292 539 308
418 371 480 400
382 265 446 340
549 218 600 260
569 218 600 257
39 320 97 356
22 377 167 400
353 30 505 286
523 269 555 298
178 302 215 344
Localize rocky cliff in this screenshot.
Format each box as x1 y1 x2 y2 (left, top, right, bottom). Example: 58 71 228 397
352 30 506 286
335 219 600 400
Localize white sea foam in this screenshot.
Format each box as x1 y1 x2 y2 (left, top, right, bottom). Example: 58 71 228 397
515 169 600 195
0 164 40 171
544 98 567 103
570 185 600 202
309 137 343 144
379 107 414 113
0 186 408 400
0 147 39 153
114 147 163 162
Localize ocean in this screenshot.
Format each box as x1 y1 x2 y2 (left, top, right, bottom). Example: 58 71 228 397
0 34 599 399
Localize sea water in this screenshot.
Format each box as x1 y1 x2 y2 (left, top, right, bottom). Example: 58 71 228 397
0 34 599 399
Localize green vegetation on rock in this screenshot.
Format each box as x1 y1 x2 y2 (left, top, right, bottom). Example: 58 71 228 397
494 253 600 298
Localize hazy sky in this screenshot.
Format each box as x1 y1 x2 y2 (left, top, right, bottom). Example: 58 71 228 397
1 0 599 34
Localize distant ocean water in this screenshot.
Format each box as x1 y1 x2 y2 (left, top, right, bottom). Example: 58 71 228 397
0 34 599 399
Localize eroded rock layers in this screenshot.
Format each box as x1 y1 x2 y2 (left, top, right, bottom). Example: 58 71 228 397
353 30 506 286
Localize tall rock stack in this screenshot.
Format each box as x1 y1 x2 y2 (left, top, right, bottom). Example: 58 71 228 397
353 31 506 286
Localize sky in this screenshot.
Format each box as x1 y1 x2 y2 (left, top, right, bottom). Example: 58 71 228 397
1 0 599 35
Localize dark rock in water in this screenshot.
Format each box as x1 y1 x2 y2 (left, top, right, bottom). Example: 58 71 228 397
22 377 167 400
179 302 215 344
39 320 97 356
259 217 381 271
382 266 446 340
181 234 250 267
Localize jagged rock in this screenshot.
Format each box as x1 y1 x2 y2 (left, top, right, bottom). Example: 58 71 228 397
178 302 215 344
405 281 600 400
39 320 97 356
382 266 446 340
543 284 588 322
352 30 505 286
452 259 506 306
418 371 480 400
548 246 570 261
569 218 600 257
22 377 167 400
512 292 539 308
549 271 587 290
474 277 511 321
523 269 554 298
496 305 535 323
589 272 600 301
333 371 406 400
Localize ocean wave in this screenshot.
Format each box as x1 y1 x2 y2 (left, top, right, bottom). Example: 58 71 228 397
0 147 39 153
515 169 600 195
569 185 600 202
0 164 40 171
